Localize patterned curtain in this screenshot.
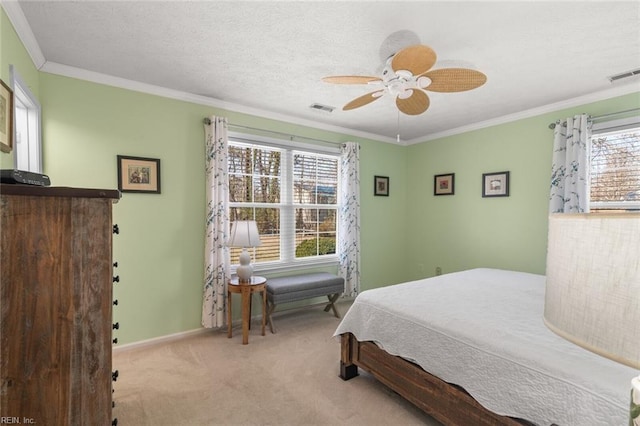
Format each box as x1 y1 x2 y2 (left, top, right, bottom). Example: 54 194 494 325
202 116 231 328
549 114 591 213
339 142 361 297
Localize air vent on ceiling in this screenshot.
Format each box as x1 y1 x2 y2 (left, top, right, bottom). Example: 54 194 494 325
607 68 640 83
309 103 335 113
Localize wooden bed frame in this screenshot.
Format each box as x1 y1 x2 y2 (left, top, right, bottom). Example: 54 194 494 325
339 333 536 426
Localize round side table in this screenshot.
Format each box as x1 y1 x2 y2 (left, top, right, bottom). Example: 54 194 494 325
227 276 267 345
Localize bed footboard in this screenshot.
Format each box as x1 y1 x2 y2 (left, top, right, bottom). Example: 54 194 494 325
339 332 531 426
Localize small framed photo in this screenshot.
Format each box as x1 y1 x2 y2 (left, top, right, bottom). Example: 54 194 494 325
117 155 161 194
482 171 510 197
434 173 455 196
374 175 389 196
0 79 14 153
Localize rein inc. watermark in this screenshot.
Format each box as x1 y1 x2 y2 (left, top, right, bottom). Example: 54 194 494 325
0 417 36 424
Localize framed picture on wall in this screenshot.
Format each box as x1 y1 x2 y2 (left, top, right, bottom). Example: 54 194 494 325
434 173 455 196
0 79 14 153
117 155 161 194
374 175 389 196
482 171 510 197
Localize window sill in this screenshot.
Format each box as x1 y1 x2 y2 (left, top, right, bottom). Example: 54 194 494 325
590 201 640 211
231 256 340 276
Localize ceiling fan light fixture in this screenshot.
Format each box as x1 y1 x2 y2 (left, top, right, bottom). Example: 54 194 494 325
395 70 413 80
397 89 414 100
417 76 432 89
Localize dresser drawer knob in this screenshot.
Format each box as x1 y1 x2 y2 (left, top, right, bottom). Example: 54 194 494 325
113 224 119 234
113 275 120 283
113 261 118 268
112 370 119 381
113 337 118 344
113 299 118 306
112 418 118 426
113 322 119 330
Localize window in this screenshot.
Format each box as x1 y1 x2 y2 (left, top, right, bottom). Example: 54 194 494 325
228 136 340 271
590 116 640 211
11 65 42 173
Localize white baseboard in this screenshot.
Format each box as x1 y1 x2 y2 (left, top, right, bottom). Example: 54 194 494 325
111 314 272 353
112 298 354 353
112 328 213 353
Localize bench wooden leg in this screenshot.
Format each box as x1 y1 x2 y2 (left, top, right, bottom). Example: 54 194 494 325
323 293 341 318
266 301 277 334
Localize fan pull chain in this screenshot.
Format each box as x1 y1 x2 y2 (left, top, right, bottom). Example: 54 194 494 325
396 110 401 143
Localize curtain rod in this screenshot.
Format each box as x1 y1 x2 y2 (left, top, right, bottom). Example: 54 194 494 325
548 107 640 129
203 118 342 146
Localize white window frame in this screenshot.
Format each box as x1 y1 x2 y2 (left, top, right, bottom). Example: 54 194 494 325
10 65 42 173
228 132 341 274
589 115 640 211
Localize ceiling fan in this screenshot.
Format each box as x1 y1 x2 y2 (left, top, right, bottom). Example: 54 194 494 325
322 44 487 116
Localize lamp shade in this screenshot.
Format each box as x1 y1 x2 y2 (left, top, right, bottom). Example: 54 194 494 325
229 220 262 248
544 213 640 369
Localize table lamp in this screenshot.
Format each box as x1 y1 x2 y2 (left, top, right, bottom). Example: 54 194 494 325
544 213 640 424
229 220 262 283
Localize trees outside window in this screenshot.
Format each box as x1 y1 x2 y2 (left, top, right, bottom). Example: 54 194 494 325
590 125 640 210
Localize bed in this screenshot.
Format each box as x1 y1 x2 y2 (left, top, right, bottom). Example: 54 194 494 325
334 268 639 425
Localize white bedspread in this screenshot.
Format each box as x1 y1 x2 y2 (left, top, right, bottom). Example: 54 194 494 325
334 268 639 426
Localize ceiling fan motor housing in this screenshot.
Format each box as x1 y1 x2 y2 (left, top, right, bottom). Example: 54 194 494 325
382 62 432 98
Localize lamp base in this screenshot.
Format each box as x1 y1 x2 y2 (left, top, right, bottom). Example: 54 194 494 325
236 248 253 283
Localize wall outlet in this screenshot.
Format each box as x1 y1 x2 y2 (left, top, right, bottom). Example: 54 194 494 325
435 266 442 276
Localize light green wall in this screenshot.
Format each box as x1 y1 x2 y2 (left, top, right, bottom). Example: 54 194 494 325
360 141 408 288
39 74 211 341
406 92 640 280
0 7 39 169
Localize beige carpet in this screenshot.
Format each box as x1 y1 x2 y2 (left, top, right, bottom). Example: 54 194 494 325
112 301 442 425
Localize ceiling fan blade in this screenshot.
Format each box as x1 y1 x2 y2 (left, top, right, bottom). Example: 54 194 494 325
322 75 382 84
396 89 430 115
421 68 487 92
343 90 384 110
391 45 437 75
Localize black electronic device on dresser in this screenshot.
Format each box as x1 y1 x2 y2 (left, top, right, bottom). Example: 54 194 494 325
0 169 51 186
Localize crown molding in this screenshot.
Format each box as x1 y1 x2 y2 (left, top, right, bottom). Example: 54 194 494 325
406 82 640 145
39 60 640 147
40 61 398 145
1 0 45 69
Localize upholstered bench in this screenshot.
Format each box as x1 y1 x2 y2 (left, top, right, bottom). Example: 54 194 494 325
266 272 344 333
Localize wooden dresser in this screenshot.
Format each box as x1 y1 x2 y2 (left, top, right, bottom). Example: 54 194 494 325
0 185 120 425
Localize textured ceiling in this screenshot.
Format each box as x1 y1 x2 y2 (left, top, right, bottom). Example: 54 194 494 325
6 1 640 143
